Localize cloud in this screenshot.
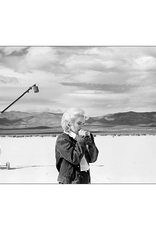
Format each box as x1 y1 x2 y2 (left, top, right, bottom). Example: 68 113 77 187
0 55 30 74
134 56 156 71
127 72 156 86
67 90 128 100
63 47 156 76
56 47 88 56
64 54 124 72
0 75 19 84
61 82 136 93
0 47 28 55
83 47 116 57
1 46 156 82
21 47 59 72
1 47 156 115
0 46 59 74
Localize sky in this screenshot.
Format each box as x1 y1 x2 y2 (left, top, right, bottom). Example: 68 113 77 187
1 46 156 116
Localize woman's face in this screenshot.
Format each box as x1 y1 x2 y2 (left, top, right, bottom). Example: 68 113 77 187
70 116 85 134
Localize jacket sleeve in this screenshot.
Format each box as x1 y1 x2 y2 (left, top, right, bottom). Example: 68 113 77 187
56 134 86 165
85 134 99 163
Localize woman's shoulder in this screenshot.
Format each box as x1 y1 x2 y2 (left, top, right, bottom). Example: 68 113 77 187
56 132 72 141
56 133 75 147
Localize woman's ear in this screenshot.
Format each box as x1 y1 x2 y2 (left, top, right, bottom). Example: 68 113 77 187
67 122 71 130
67 122 70 127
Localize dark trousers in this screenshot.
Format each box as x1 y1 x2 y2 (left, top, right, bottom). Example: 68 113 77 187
59 170 91 184
75 170 90 184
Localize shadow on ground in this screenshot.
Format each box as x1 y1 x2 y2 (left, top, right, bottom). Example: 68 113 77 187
0 165 54 170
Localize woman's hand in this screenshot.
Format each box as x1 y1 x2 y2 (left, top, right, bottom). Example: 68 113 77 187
78 130 94 145
78 129 90 137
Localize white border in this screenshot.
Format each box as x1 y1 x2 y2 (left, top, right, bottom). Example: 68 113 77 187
1 1 156 230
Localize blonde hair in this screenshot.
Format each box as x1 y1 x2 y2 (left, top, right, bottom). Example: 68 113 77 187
61 108 89 132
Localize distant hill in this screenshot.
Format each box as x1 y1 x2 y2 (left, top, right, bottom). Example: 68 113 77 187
0 110 156 129
103 111 156 126
0 111 63 129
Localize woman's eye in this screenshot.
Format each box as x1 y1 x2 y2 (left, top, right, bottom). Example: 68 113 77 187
77 122 84 125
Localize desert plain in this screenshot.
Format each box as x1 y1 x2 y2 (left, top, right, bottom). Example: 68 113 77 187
1 134 156 183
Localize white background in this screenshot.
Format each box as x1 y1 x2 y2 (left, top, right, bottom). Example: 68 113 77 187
1 0 156 229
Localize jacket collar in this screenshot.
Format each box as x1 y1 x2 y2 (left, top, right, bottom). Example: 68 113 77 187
64 130 77 139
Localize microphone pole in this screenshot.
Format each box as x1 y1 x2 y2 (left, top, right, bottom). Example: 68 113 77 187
1 84 39 114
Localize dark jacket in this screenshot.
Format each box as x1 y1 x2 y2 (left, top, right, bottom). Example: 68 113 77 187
55 132 99 184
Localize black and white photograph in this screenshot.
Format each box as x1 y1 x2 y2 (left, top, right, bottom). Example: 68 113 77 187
1 1 156 229
1 46 156 183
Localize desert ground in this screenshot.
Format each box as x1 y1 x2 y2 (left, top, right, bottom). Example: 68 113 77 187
0 135 156 183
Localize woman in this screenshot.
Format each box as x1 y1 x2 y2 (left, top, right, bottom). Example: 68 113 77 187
55 108 99 184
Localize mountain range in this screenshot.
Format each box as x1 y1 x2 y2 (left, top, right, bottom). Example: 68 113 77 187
1 111 156 130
